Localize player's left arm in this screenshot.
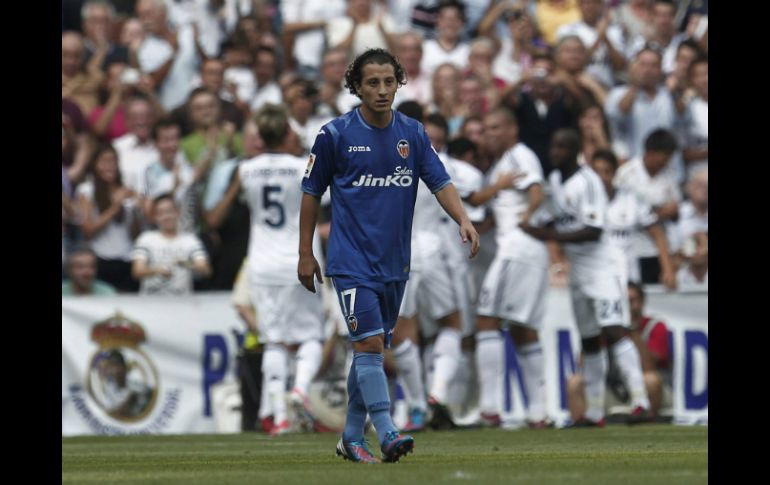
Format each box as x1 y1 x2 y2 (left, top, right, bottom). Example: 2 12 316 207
434 183 480 259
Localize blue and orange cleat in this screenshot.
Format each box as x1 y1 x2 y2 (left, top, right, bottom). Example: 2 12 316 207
336 438 381 464
381 431 415 463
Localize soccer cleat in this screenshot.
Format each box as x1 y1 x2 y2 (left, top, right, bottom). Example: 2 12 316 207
269 419 291 436
527 418 555 429
479 412 502 428
626 406 655 425
565 416 606 428
380 431 415 463
403 408 427 432
428 395 457 430
260 416 275 434
289 388 316 432
335 438 381 464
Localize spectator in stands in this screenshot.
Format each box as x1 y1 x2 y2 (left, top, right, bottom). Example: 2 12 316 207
142 118 197 233
429 63 463 129
604 46 687 168
421 1 470 78
172 58 246 137
464 37 506 112
281 0 346 77
664 39 702 99
566 281 670 422
81 0 130 71
625 0 687 75
62 98 94 185
90 63 162 142
119 17 145 67
63 31 105 115
113 96 160 194
479 3 545 86
181 87 243 175
683 55 707 177
285 79 332 154
135 0 202 111
500 52 577 176
556 0 627 88
612 0 652 42
250 46 283 113
553 35 608 106
393 32 433 108
317 48 354 118
77 144 142 292
614 129 681 286
326 0 397 59
535 0 582 46
131 194 211 295
62 246 118 296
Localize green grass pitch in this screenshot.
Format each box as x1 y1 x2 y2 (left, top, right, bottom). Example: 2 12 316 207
62 425 707 484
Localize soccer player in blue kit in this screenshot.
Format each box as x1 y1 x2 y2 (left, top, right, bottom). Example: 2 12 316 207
298 48 480 464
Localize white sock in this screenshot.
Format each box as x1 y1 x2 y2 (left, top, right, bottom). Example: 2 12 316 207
430 327 462 403
393 339 427 411
262 345 288 423
258 367 272 420
611 337 651 410
293 340 322 396
583 350 608 422
518 341 546 422
475 330 504 415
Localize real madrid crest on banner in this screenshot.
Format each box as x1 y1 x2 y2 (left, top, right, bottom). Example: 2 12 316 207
85 312 160 422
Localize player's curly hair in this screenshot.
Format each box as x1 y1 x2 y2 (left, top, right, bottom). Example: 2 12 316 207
344 48 406 98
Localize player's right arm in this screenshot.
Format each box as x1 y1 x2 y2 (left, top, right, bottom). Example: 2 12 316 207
298 126 335 293
298 193 324 293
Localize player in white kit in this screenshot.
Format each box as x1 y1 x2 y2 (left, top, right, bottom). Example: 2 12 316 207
237 104 325 436
521 129 653 426
590 149 676 290
471 107 552 428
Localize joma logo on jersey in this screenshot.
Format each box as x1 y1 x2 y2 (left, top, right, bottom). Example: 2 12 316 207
348 145 372 152
352 167 414 187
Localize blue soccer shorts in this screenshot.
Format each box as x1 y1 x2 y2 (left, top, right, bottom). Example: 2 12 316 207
330 275 407 349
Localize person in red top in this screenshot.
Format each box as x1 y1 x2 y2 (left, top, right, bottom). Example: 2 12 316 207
567 281 671 424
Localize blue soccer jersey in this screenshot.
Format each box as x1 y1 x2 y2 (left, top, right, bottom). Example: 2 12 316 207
301 108 451 282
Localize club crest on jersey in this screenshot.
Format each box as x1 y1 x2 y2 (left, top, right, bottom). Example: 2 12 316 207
347 314 358 332
304 153 316 178
397 139 409 159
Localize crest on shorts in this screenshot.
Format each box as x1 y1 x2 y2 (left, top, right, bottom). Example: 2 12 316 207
347 314 358 332
397 140 409 159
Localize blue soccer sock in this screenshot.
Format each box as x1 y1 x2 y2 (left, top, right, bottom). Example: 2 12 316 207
354 352 398 445
343 358 367 443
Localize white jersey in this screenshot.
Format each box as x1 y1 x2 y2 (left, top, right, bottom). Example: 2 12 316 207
131 231 208 296
604 188 658 255
411 155 449 271
440 156 485 264
488 143 548 266
548 167 623 279
240 152 306 285
614 157 682 257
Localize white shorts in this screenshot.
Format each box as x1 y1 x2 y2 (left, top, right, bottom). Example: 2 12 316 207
417 259 476 338
250 282 324 344
476 257 548 329
399 251 458 321
569 272 630 338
